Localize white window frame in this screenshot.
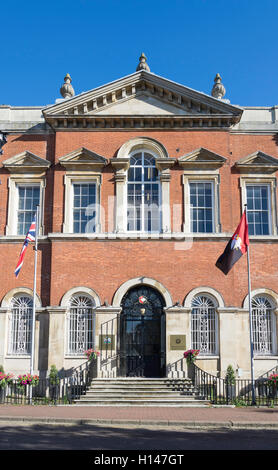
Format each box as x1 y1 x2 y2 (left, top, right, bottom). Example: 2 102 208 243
7 294 33 356
183 174 220 233
126 149 162 234
252 295 277 356
240 177 277 236
63 174 102 234
190 294 219 356
6 177 45 236
188 180 215 233
66 293 96 357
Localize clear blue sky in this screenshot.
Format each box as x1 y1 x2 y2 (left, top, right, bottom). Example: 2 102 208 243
1 0 277 107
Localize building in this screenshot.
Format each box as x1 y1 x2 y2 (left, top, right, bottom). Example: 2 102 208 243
0 54 278 380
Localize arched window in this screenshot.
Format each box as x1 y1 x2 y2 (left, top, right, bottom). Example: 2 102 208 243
252 296 276 355
127 151 160 232
67 294 95 355
8 295 33 355
191 295 218 355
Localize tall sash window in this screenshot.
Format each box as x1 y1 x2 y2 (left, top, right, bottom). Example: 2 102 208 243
191 295 218 355
67 294 95 355
252 296 275 355
8 295 33 355
127 152 160 232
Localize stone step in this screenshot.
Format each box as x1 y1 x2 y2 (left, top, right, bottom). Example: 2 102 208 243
88 385 194 393
73 398 209 407
83 391 196 398
72 377 206 406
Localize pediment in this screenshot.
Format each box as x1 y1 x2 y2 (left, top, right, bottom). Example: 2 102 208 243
43 71 243 130
59 147 107 170
2 151 51 173
235 151 278 174
178 147 226 170
95 94 191 116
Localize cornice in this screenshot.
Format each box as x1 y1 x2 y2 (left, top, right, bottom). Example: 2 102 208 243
44 114 239 131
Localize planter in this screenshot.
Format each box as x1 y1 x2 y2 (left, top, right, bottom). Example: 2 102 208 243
0 387 6 404
226 384 236 402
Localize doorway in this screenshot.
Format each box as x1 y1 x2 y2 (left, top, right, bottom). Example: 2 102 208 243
120 285 166 377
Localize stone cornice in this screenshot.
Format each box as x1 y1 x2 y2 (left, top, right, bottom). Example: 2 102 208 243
44 114 239 131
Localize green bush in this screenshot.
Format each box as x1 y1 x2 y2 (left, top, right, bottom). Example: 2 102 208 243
225 365 236 385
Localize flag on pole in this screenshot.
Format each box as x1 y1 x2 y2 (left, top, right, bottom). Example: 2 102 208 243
216 211 249 275
14 216 36 278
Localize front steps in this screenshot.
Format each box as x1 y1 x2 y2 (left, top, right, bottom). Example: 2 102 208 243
72 377 210 407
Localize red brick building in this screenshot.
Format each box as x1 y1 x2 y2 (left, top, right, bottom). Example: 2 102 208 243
0 55 278 379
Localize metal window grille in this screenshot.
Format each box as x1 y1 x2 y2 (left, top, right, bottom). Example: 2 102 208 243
252 296 274 355
67 295 95 355
73 183 96 233
189 182 214 233
8 296 33 355
191 295 217 354
17 185 40 235
127 152 160 232
246 185 270 235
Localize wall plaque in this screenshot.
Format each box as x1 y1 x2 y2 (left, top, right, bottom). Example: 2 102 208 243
170 335 186 350
99 334 115 350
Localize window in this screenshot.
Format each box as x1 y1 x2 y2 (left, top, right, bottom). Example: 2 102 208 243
191 295 218 355
189 182 214 233
17 185 40 235
73 182 96 233
67 294 95 355
127 152 160 232
252 296 276 355
246 185 271 235
8 295 33 355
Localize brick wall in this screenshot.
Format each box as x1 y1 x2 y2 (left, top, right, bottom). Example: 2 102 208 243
0 129 278 310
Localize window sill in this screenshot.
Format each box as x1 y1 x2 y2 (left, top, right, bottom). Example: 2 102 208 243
196 355 219 360
254 355 278 360
5 354 30 359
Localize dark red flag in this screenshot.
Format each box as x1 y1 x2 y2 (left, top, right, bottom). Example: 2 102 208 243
216 212 249 275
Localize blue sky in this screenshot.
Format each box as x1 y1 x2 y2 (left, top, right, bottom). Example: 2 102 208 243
1 0 277 107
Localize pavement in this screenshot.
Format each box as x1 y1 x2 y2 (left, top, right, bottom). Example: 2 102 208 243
0 404 278 429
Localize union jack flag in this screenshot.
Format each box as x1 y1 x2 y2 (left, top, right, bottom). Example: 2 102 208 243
14 215 36 278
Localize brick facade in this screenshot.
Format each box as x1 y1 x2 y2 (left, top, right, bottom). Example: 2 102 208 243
0 69 278 379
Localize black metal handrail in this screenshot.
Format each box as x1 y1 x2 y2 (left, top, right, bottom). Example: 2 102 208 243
0 359 97 405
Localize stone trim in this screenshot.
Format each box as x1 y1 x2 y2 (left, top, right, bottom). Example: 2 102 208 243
184 286 225 308
112 276 173 308
60 286 101 308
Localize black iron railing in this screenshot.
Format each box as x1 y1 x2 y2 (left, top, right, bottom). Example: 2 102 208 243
0 359 97 405
191 362 278 406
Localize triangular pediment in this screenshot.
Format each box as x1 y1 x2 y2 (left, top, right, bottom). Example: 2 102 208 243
235 151 278 173
43 71 242 130
178 147 226 170
59 147 107 170
2 151 51 173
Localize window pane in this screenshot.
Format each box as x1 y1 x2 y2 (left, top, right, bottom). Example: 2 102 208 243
189 182 214 233
246 185 270 235
127 153 160 232
191 296 217 355
17 185 40 235
73 183 96 233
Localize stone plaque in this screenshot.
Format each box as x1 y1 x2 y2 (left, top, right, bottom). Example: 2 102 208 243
99 334 115 350
170 335 186 350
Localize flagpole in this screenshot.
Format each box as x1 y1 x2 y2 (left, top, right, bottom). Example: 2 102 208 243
30 205 39 405
245 205 256 405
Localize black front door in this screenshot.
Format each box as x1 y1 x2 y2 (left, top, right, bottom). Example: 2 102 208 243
120 286 165 377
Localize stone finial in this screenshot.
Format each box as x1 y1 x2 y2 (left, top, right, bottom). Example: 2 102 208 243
60 73 75 99
136 53 150 72
211 73 226 100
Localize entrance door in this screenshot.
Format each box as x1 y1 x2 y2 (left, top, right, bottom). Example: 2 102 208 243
120 286 165 377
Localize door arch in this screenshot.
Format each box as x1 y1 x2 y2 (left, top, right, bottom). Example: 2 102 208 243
120 285 166 377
